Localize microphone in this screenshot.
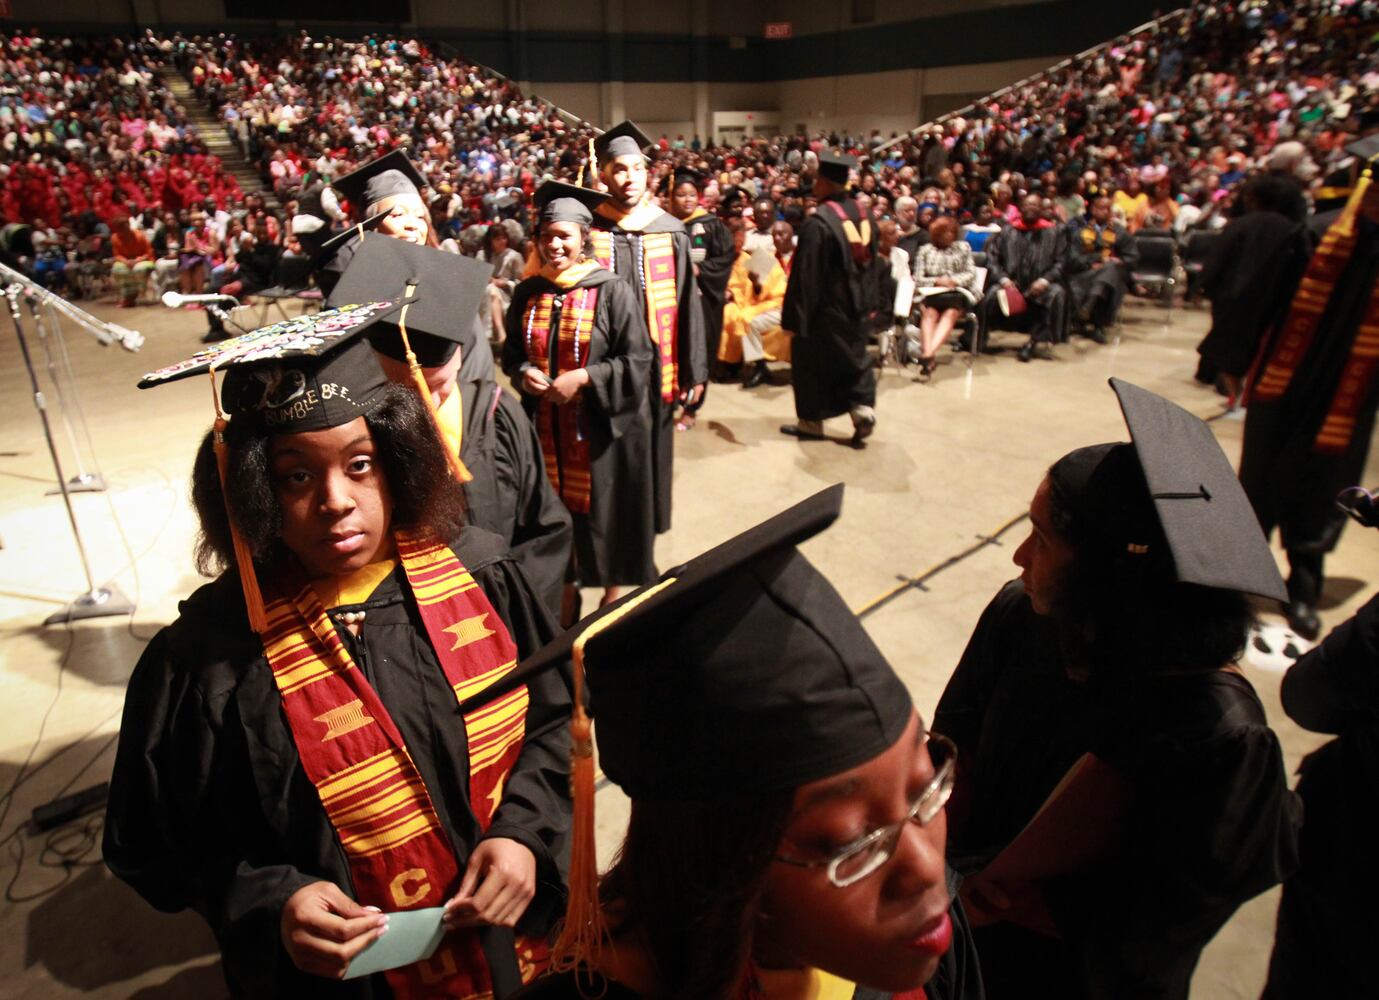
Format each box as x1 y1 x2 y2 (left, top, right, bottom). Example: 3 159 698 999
161 291 240 308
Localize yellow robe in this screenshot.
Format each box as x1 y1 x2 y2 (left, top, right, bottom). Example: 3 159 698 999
719 250 792 364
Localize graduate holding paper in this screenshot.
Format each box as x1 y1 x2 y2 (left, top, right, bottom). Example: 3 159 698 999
934 379 1302 1000
502 181 658 618
104 309 571 999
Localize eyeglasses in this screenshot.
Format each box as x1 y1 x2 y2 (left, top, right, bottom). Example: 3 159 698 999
773 731 956 888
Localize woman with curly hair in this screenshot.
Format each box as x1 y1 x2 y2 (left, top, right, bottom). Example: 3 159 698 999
104 316 571 1000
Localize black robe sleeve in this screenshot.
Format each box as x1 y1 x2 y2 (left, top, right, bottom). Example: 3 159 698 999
696 216 737 303
1039 226 1070 285
1114 226 1139 270
673 230 708 388
501 283 536 385
781 216 828 340
582 277 654 440
1282 589 1379 734
490 392 574 621
983 227 1010 287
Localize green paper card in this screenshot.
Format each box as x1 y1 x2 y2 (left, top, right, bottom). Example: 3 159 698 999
343 906 447 980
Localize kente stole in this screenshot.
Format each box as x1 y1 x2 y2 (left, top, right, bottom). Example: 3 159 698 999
262 533 544 998
521 283 600 514
823 199 873 267
590 218 679 402
1253 211 1379 454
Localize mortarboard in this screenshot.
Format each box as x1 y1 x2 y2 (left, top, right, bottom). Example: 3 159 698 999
137 301 409 632
818 151 857 185
331 149 427 213
1346 133 1379 164
667 166 705 191
533 179 609 227
1049 378 1287 602
312 207 392 259
459 484 915 970
593 120 652 164
327 235 491 368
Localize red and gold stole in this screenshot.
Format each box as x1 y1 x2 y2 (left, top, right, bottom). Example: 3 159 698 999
262 533 545 998
520 274 600 514
1253 194 1379 454
592 202 680 402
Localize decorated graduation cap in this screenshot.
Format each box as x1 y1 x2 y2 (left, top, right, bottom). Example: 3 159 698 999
460 484 913 968
138 301 408 632
533 179 609 227
1048 378 1287 602
593 120 652 163
818 150 857 185
331 149 427 213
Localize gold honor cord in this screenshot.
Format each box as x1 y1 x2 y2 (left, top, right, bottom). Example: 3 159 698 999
552 577 677 989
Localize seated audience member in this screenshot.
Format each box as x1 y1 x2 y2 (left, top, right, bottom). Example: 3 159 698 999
912 216 979 378
1136 177 1179 231
109 213 154 307
722 219 795 388
1264 583 1379 999
178 210 218 299
1067 195 1139 343
981 193 1070 362
744 196 779 255
1113 175 1151 231
507 487 981 1000
936 379 1301 1000
961 200 1002 252
895 195 927 257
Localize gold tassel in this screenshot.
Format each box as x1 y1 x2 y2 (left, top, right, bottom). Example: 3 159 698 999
397 282 473 483
552 578 677 980
208 370 269 634
587 136 598 188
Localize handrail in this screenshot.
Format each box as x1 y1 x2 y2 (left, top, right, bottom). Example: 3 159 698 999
871 6 1191 156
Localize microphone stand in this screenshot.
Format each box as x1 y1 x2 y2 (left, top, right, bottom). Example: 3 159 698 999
28 297 106 494
4 284 133 625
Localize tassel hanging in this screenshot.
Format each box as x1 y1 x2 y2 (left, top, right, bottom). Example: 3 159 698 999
208 371 268 633
397 282 473 483
552 578 677 982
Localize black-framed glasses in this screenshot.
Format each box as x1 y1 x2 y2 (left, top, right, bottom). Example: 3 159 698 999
773 731 956 888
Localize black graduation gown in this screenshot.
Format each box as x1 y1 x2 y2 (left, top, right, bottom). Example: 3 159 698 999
780 195 879 422
501 268 658 588
1196 209 1311 377
685 210 737 363
103 528 572 1000
1239 218 1379 569
591 210 708 534
934 581 1301 1000
1264 590 1379 998
454 321 575 618
980 223 1070 343
1066 221 1138 327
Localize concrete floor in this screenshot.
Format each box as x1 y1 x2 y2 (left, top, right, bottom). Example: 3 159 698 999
0 293 1374 999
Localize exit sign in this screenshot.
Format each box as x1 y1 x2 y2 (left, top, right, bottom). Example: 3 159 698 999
765 22 792 39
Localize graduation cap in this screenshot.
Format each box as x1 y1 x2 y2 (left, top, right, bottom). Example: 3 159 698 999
331 149 427 214
460 484 913 969
1346 133 1379 164
533 179 609 227
1048 378 1287 602
818 151 857 185
312 207 391 259
458 483 913 797
665 166 705 192
327 235 491 368
593 120 652 164
137 302 409 632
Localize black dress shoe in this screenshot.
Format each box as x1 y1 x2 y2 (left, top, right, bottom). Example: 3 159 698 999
780 424 825 440
1284 601 1321 641
1089 326 1109 345
741 361 768 389
1018 341 1034 363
